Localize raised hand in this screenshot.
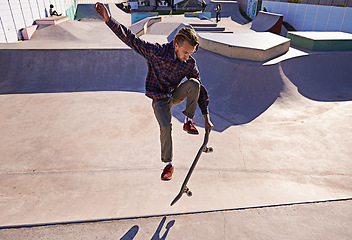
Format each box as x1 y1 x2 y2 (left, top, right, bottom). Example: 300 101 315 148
95 2 110 22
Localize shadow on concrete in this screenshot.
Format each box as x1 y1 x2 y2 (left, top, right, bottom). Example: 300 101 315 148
119 217 175 240
1 49 351 132
120 225 139 240
0 49 146 94
188 50 285 131
280 53 352 102
151 216 175 240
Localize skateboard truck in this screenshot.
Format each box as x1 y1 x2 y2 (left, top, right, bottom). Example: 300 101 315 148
170 130 212 206
184 186 192 197
203 146 213 153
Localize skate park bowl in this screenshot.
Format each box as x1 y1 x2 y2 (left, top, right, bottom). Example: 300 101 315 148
1 2 352 239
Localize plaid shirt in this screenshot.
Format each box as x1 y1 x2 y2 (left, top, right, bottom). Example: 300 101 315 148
106 17 209 115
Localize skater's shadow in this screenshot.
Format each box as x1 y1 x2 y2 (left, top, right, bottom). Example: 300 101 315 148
120 216 175 240
120 225 139 240
151 216 175 240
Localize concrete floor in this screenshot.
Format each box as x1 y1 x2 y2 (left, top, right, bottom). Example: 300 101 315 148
0 12 351 239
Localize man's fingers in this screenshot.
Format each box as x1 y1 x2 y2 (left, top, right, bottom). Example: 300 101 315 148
95 3 101 13
95 2 104 13
205 123 214 133
95 2 107 20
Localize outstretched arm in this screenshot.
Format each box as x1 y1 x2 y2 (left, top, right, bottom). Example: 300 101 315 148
95 2 160 59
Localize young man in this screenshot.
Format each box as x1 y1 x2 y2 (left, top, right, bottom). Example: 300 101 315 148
95 2 213 181
214 3 221 23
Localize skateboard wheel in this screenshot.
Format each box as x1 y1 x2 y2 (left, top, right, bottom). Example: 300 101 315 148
186 190 192 197
204 147 213 153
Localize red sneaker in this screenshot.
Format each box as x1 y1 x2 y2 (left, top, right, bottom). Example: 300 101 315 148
161 163 174 181
183 121 199 135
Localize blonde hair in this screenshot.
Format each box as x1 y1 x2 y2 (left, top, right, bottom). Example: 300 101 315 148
174 27 199 53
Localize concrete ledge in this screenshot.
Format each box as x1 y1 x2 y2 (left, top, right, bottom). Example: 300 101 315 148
194 27 226 32
189 23 233 33
35 16 69 25
21 25 38 40
189 23 217 28
144 17 162 35
130 16 162 37
287 31 352 51
198 32 290 61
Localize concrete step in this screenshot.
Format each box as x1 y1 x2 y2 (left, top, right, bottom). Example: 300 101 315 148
189 23 217 28
35 16 69 25
193 27 226 32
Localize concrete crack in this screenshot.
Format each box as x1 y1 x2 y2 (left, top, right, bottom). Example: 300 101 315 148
238 127 247 170
223 212 227 240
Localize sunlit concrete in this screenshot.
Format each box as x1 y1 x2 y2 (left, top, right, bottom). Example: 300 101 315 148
0 5 351 239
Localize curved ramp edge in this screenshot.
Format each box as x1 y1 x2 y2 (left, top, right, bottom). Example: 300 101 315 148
250 11 283 34
108 3 131 27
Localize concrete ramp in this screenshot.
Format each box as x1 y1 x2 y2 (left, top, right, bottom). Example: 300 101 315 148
108 3 131 27
0 49 146 95
17 20 126 48
167 23 193 42
1 16 352 238
204 0 248 24
250 11 283 34
1 47 352 229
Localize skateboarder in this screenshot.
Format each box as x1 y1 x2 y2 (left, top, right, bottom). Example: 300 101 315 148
214 3 221 23
95 2 214 181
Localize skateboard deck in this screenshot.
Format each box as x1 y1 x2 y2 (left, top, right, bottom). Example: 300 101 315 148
170 130 213 206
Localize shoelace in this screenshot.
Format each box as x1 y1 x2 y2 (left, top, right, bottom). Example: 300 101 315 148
164 165 173 172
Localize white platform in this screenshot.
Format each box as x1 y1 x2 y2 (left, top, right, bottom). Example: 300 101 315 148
198 32 291 62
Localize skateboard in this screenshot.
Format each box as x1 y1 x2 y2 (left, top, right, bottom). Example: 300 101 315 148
170 129 213 206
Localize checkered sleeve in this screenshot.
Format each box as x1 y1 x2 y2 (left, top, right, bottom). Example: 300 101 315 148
106 17 160 59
